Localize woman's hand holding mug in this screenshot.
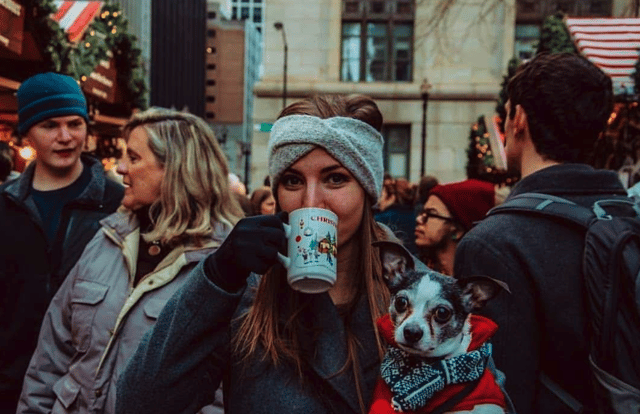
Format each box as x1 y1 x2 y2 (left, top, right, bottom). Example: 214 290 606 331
205 212 288 292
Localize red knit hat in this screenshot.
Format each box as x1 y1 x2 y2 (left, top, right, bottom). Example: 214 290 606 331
428 179 495 232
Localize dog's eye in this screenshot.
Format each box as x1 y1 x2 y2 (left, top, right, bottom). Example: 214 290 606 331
394 296 408 312
433 306 452 323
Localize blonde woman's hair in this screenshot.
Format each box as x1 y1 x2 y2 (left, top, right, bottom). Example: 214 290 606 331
122 107 243 246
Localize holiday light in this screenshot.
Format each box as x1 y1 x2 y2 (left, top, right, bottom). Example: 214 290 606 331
19 146 35 161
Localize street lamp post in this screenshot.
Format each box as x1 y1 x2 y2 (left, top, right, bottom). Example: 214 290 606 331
420 79 431 177
274 22 288 109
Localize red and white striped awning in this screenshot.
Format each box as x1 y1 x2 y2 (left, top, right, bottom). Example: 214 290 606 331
51 0 103 43
565 17 640 95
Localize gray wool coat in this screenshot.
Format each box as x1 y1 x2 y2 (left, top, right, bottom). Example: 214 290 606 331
17 209 229 414
116 261 385 414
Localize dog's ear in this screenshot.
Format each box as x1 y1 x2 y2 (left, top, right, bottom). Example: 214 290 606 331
372 240 415 285
457 276 510 312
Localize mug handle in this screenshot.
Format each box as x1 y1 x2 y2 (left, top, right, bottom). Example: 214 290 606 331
277 222 291 268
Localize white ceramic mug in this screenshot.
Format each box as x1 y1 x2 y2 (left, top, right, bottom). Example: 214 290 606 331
277 207 338 294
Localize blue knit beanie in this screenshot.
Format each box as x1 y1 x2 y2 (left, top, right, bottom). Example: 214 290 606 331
17 72 89 136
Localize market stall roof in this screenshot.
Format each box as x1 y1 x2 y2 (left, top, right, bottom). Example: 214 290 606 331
52 0 103 43
565 17 640 95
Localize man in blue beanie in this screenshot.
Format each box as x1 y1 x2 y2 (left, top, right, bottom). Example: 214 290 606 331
0 72 123 411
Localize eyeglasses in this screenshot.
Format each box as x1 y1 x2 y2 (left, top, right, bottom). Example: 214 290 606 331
418 209 454 223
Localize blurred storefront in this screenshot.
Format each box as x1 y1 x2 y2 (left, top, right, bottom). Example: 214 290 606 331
0 0 146 173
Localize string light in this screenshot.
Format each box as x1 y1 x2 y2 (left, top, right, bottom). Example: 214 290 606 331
19 146 35 161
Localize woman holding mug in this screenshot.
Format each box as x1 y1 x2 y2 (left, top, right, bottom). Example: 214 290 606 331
116 95 409 414
17 108 242 413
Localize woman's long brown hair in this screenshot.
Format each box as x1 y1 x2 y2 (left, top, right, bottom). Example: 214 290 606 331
233 95 390 414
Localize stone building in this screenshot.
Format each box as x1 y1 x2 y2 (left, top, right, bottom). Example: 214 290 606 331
250 0 517 189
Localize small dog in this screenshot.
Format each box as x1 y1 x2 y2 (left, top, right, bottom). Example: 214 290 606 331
369 241 510 414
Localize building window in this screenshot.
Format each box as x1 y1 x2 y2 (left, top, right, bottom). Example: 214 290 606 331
207 29 216 37
207 64 216 70
515 24 540 61
589 0 611 14
206 79 216 86
341 0 414 82
207 11 217 19
232 7 237 19
241 7 250 19
206 112 215 119
382 125 411 178
206 96 216 103
253 7 261 23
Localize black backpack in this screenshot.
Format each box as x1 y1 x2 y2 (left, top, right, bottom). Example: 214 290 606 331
487 192 640 414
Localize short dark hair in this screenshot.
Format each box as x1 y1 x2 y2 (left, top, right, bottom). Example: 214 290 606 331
507 53 613 163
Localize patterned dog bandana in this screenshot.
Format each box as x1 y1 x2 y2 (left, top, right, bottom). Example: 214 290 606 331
380 342 492 412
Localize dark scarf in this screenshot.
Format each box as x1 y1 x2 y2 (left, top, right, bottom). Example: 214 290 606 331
134 206 167 285
381 342 491 411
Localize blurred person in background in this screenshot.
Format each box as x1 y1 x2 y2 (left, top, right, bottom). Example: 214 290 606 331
414 179 494 275
0 141 16 184
374 177 418 255
249 186 276 216
17 108 241 414
0 72 124 412
414 174 439 211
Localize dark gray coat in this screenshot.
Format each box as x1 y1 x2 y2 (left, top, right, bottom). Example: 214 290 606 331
116 262 382 414
454 164 627 414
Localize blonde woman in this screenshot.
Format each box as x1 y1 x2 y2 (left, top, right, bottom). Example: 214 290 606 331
17 108 242 413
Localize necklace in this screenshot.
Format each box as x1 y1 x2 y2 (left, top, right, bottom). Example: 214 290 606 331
148 240 162 256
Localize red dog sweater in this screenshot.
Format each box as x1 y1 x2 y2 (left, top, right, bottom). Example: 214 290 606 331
369 314 506 414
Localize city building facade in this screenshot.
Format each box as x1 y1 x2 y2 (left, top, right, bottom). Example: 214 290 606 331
250 0 517 188
206 0 261 184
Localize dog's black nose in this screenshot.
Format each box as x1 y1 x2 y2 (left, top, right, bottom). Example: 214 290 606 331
403 326 423 344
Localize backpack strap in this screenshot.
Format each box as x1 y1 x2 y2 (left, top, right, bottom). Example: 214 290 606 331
539 372 584 413
487 192 595 228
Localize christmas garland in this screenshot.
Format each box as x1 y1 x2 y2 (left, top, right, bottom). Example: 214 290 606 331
27 0 147 109
466 116 519 186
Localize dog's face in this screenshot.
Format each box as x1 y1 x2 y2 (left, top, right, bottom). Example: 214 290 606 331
375 241 507 358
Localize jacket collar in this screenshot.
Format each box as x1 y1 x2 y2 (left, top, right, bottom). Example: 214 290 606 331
509 163 626 198
100 207 230 268
300 292 380 413
3 154 107 207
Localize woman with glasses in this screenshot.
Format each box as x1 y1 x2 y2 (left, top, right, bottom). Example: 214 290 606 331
414 179 495 275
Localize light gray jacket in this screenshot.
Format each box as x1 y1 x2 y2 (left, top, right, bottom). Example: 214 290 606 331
17 209 229 414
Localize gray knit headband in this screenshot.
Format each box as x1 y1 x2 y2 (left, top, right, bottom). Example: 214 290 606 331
268 115 384 203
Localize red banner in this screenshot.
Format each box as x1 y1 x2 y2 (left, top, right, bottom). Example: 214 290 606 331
0 0 25 55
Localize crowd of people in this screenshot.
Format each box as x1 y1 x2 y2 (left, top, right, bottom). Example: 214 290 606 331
0 52 637 414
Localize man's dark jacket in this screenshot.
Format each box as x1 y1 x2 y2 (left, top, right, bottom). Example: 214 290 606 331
0 154 123 411
454 164 627 414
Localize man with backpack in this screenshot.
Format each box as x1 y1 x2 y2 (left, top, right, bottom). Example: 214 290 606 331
454 53 640 413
